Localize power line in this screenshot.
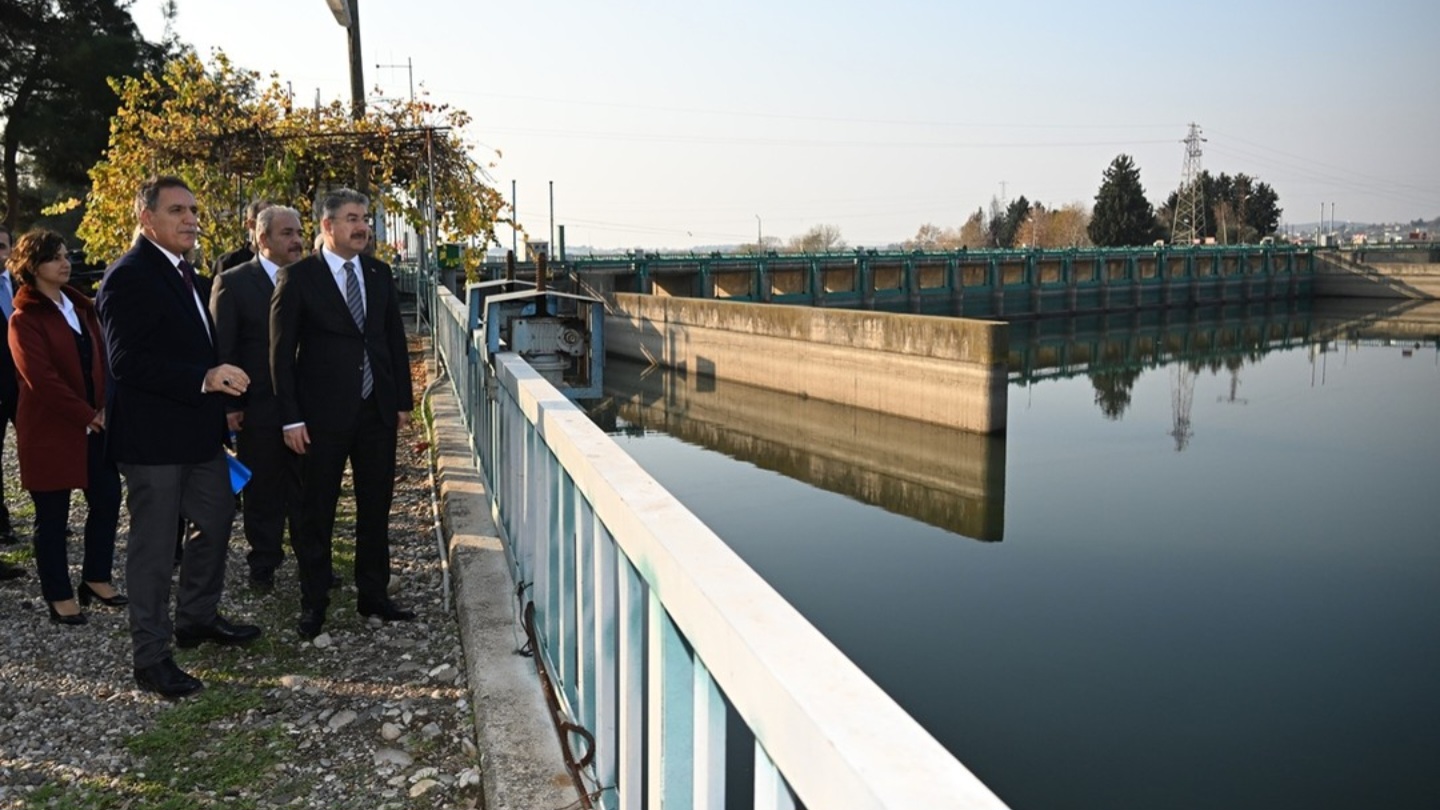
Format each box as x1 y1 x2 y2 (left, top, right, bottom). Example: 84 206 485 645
481 125 1176 151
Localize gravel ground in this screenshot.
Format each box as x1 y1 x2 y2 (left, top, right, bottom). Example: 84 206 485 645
0 335 487 810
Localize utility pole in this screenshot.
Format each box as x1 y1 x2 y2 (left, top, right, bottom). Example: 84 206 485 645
376 56 414 103
755 214 762 251
325 0 368 194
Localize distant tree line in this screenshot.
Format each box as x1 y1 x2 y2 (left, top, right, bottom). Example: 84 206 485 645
890 153 1288 253
1088 154 1284 247
1157 171 1281 245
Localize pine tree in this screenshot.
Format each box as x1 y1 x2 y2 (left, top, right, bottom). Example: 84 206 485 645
1088 154 1158 247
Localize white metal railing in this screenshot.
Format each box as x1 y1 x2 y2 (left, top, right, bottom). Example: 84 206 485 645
420 274 1010 810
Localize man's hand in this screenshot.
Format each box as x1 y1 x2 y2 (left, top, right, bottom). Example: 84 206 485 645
283 424 310 455
227 411 245 433
398 412 411 430
88 408 105 433
204 364 251 396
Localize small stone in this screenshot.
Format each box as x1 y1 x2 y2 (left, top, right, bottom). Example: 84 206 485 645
313 632 334 648
380 723 402 741
409 779 439 798
374 748 413 768
458 768 481 788
328 710 358 731
420 722 442 740
278 675 307 690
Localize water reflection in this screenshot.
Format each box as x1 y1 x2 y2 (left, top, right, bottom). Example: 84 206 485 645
597 357 1007 541
594 296 1440 810
1008 298 1440 438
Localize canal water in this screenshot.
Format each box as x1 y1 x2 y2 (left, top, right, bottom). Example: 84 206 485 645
597 299 1440 810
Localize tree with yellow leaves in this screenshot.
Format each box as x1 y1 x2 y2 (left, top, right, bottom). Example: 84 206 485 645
75 50 507 272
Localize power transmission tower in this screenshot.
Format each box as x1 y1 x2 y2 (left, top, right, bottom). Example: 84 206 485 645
1171 123 1207 245
1170 363 1195 451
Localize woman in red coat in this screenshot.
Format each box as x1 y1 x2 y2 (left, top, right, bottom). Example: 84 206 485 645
6 230 125 625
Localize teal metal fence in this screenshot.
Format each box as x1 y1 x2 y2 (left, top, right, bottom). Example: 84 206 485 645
415 273 1010 810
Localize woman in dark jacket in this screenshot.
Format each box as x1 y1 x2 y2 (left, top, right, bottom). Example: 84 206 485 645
5 230 125 625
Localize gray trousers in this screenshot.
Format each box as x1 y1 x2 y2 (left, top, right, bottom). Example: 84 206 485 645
119 452 234 669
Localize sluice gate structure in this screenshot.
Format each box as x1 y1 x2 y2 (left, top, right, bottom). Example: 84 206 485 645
564 245 1318 318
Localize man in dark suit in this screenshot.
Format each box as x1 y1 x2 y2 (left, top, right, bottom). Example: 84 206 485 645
209 204 302 593
96 175 262 698
212 199 271 275
0 225 22 548
272 188 414 639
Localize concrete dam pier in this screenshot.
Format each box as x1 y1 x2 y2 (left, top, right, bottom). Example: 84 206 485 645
603 292 1009 435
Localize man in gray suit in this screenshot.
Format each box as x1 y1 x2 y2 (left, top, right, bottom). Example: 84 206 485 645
210 205 304 592
97 175 262 699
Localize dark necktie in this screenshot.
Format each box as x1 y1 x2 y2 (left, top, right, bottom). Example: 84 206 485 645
178 259 198 296
343 261 374 399
178 259 211 342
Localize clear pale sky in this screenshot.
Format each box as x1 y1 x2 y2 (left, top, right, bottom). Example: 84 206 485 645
130 0 1439 250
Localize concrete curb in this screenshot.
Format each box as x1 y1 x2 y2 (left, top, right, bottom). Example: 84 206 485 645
426 367 576 810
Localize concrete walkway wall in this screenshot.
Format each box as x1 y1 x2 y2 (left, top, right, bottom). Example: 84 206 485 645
1313 253 1440 299
605 293 1009 435
429 375 576 810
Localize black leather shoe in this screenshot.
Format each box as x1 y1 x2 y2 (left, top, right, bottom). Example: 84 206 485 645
357 599 416 622
297 607 326 639
135 657 203 699
0 559 25 580
174 615 262 648
77 581 129 607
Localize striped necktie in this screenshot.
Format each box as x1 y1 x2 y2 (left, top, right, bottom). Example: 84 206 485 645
343 261 374 399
